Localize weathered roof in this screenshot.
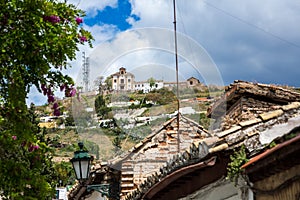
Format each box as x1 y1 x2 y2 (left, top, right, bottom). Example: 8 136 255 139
107 113 210 168
125 101 300 199
187 77 200 82
207 80 300 118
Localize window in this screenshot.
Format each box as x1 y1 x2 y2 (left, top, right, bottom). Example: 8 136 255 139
128 79 131 82
120 79 124 84
114 79 117 83
190 81 193 85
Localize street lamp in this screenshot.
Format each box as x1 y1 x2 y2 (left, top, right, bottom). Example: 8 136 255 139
70 142 117 199
70 142 91 181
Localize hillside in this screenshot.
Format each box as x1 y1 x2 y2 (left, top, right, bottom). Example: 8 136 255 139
37 87 223 163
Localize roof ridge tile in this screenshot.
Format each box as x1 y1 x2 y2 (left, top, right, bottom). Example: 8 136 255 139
216 125 242 138
259 109 284 121
239 118 262 127
281 102 300 111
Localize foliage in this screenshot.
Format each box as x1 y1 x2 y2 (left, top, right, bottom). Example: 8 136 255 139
0 0 92 199
95 95 111 118
94 76 112 95
65 112 75 127
83 140 100 160
198 113 212 130
0 105 58 199
53 162 75 186
105 76 113 91
147 77 156 90
112 136 122 153
226 145 249 185
151 88 177 105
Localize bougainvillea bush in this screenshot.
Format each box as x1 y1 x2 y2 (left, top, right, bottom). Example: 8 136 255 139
0 0 93 199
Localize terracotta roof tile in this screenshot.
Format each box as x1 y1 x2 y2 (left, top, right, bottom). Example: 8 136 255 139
259 109 284 121
281 101 300 111
216 125 242 138
239 118 262 127
209 143 228 153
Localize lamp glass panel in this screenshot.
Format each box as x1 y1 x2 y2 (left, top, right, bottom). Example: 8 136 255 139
72 160 82 180
80 160 90 179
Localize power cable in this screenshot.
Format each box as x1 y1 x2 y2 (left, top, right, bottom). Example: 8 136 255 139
202 0 300 49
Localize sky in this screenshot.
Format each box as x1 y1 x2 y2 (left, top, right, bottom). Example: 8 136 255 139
28 0 300 105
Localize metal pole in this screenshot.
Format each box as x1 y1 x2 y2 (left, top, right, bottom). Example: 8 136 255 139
173 0 180 153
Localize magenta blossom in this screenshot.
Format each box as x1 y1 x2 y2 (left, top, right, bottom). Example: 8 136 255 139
48 95 55 103
75 17 83 24
54 109 60 116
12 135 17 140
28 144 39 152
79 36 87 42
60 84 66 92
43 15 60 24
70 88 77 97
52 102 59 109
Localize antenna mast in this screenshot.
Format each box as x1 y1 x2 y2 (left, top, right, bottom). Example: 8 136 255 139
173 0 180 153
82 52 90 93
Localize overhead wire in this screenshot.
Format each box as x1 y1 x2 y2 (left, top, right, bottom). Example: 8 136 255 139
175 0 300 49
202 0 300 49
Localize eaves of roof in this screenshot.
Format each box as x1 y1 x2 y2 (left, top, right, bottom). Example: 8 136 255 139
241 133 300 171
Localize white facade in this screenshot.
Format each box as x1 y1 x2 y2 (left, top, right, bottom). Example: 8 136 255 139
111 67 135 92
134 81 164 93
110 67 200 93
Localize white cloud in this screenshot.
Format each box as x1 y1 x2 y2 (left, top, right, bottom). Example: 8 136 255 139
67 0 117 17
84 28 223 89
72 0 300 90
28 0 300 105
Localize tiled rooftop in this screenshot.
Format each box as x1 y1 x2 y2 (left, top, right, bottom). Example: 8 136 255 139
124 100 300 199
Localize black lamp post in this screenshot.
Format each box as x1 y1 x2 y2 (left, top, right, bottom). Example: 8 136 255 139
70 142 116 199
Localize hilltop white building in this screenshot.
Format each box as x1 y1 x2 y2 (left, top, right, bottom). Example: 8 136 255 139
111 67 135 92
110 67 202 93
134 80 164 93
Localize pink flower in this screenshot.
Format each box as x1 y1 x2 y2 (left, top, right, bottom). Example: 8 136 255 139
54 109 60 116
41 84 46 91
70 88 77 97
33 145 39 150
48 95 55 103
43 15 61 24
52 102 59 109
60 84 66 92
28 144 40 152
21 141 27 147
12 135 17 140
75 17 83 24
79 36 87 42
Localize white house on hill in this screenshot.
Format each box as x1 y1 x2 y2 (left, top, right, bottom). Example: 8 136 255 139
111 67 135 92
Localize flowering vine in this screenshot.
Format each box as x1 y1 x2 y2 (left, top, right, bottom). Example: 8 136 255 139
0 0 93 198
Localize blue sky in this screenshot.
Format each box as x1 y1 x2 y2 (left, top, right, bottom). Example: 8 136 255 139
27 0 300 105
83 0 140 31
